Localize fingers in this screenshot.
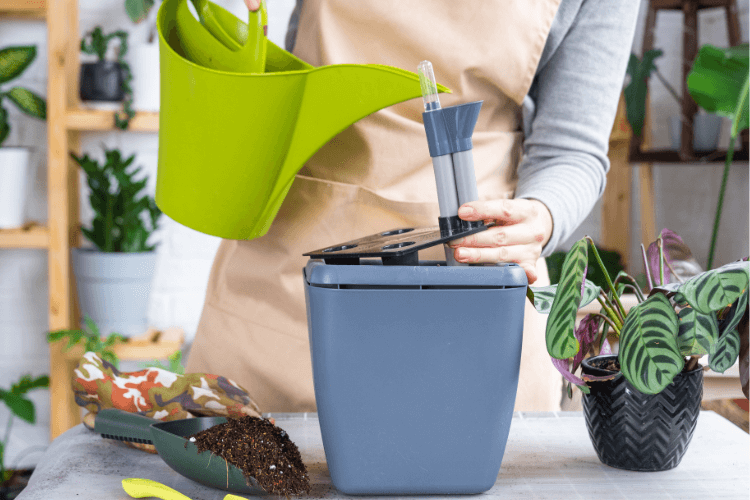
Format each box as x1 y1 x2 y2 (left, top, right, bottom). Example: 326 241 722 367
458 198 540 224
244 0 261 11
448 224 546 249
452 245 540 284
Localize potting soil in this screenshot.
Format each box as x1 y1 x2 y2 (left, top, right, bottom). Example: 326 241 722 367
188 416 310 496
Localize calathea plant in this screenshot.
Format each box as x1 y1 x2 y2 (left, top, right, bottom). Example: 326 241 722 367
0 46 46 146
529 229 749 396
71 148 161 252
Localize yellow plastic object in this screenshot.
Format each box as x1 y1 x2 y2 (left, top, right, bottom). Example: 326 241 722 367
156 0 450 240
122 478 192 500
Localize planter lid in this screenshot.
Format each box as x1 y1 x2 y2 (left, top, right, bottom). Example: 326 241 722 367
304 259 527 288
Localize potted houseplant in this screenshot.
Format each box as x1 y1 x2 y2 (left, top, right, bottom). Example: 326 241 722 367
624 49 722 153
0 374 49 500
79 27 134 129
529 229 748 471
70 148 162 337
126 0 161 112
0 45 46 229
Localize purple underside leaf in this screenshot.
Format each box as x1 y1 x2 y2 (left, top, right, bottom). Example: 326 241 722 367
647 229 703 287
551 356 586 386
573 314 601 369
600 338 613 355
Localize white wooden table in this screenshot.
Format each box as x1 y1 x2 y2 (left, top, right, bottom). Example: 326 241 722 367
17 411 749 500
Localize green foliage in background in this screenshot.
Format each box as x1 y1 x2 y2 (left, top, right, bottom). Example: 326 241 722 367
687 44 749 269
142 351 185 374
70 148 161 253
80 27 134 129
0 46 46 147
48 316 127 368
125 0 156 23
0 374 49 484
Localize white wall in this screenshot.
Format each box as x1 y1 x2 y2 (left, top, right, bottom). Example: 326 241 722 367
0 0 295 468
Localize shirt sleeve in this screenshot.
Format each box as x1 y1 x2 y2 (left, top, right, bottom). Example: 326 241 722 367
514 0 639 256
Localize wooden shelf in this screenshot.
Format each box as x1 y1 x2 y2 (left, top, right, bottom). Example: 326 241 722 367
0 224 49 248
0 0 45 18
66 109 159 132
629 148 749 164
56 327 185 361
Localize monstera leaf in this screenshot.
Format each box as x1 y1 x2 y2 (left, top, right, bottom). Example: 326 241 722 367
687 44 749 130
546 239 588 359
677 307 719 356
680 261 749 315
619 293 682 394
530 280 601 315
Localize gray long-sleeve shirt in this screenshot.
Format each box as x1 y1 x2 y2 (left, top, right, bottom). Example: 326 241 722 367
285 0 640 256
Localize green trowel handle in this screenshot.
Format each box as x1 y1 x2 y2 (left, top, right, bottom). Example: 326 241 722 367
95 409 155 444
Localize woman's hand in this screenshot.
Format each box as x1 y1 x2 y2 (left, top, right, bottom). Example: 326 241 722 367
448 199 553 284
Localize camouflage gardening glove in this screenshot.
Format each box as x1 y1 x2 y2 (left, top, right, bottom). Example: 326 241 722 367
73 351 262 421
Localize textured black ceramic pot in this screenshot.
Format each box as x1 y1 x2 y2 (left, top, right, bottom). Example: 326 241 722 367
581 355 703 472
80 61 124 101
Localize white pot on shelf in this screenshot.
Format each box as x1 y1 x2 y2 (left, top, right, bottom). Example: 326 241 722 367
0 147 31 228
669 114 722 152
131 43 160 112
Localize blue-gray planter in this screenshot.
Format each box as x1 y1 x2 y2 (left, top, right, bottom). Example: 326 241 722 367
72 249 157 337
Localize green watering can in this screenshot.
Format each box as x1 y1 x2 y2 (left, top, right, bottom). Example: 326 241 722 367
156 0 449 240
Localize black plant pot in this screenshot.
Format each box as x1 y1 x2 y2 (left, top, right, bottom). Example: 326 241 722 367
80 61 124 101
0 469 33 500
581 355 703 472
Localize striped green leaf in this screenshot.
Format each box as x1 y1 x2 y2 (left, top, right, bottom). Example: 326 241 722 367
6 87 46 119
709 328 741 373
530 279 601 315
619 293 682 394
677 307 719 356
546 239 588 359
719 288 748 337
680 261 749 314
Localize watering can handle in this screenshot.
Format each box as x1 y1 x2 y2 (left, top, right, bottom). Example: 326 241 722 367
95 408 156 444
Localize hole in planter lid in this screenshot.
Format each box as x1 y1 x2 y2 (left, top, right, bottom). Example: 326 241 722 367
322 244 358 253
381 228 414 236
382 242 415 250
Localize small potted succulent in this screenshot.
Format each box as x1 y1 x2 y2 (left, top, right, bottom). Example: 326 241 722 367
0 45 46 229
529 229 748 471
70 148 161 337
0 374 49 500
79 27 134 129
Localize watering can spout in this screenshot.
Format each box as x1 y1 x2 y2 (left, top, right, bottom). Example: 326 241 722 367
155 0 450 240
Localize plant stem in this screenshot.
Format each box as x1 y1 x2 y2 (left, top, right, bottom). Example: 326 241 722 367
1 414 13 480
613 274 646 302
658 237 665 286
587 237 627 318
641 243 654 290
685 355 701 371
597 295 623 330
653 67 683 107
664 257 685 283
592 313 620 335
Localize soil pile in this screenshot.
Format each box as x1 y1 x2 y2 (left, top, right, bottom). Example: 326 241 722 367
190 416 310 496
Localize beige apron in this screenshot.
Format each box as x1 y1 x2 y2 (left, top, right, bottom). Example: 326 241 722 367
187 0 563 412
